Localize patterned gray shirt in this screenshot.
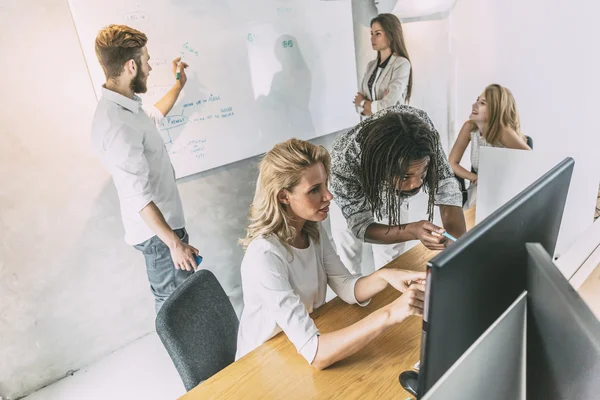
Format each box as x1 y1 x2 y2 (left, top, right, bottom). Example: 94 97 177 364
330 104 462 240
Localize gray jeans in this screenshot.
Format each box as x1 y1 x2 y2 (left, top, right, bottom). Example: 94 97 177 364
133 228 194 313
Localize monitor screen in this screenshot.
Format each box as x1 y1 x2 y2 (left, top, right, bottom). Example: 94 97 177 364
417 158 574 397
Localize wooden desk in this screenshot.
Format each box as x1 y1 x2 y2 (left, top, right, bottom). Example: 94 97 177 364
182 208 476 400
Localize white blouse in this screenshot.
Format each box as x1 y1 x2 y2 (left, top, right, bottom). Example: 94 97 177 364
470 130 505 172
236 223 368 364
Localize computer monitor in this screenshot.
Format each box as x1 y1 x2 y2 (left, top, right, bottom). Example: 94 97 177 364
526 243 600 398
414 158 574 397
421 291 527 400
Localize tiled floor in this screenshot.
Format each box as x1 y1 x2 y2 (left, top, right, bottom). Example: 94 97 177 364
22 289 340 400
24 333 185 400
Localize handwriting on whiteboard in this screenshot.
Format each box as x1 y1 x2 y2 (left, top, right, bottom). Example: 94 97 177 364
188 109 235 122
124 11 148 21
148 59 167 69
181 41 200 57
169 138 208 159
160 102 235 131
182 95 222 110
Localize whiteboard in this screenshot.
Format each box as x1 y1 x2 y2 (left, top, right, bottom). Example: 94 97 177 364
69 0 359 178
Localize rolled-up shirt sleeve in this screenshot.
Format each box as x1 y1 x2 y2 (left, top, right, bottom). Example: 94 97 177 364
321 227 371 306
436 177 462 207
347 210 375 242
255 251 320 363
102 123 153 213
143 104 165 127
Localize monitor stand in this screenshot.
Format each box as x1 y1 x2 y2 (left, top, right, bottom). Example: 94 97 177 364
399 370 419 396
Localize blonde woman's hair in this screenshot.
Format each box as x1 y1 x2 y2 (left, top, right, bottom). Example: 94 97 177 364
471 84 525 145
240 138 331 252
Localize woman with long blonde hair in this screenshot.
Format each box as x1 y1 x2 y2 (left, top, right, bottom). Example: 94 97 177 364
237 138 426 369
449 84 531 207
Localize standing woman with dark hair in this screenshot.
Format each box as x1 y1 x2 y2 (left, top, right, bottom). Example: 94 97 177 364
354 13 413 116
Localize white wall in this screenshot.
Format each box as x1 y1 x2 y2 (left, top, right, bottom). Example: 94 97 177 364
450 0 600 157
450 0 600 248
403 18 452 152
0 1 451 398
0 3 156 398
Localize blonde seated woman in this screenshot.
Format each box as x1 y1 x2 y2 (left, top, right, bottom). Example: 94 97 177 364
448 84 531 208
236 139 426 369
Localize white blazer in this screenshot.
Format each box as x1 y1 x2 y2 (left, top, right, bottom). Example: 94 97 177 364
359 55 411 114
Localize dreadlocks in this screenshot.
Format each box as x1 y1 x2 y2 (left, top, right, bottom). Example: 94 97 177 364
358 112 440 226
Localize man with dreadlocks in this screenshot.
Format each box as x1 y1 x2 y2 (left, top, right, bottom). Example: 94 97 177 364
329 104 466 274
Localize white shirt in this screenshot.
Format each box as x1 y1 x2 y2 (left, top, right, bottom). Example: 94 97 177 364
91 87 185 245
236 223 369 364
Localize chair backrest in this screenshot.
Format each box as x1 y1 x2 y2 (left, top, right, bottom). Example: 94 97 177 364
156 269 239 391
456 175 468 206
525 135 534 149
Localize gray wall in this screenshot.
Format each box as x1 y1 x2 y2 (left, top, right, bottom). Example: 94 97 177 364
0 0 456 398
